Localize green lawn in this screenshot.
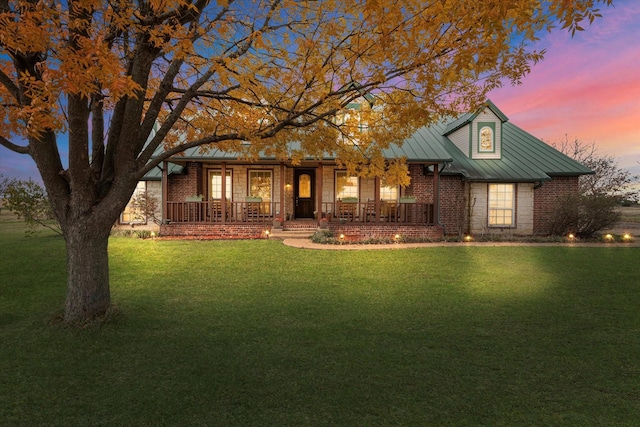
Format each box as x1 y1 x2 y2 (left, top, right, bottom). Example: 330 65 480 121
1 215 640 425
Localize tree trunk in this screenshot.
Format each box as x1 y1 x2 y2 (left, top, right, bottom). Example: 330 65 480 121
63 224 111 324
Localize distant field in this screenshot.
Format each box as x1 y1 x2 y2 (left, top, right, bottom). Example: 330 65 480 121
619 205 640 224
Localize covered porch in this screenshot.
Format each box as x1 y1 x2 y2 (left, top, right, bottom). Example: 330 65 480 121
159 161 442 229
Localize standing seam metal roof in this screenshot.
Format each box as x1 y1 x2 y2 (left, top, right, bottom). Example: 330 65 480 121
146 102 592 182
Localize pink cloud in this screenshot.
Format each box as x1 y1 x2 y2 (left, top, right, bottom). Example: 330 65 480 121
490 0 640 173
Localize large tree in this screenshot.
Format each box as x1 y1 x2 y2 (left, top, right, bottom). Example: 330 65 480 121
0 0 612 324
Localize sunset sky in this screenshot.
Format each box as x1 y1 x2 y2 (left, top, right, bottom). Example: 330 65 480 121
489 0 640 176
1 0 639 181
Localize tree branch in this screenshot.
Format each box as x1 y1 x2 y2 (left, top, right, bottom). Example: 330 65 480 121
0 135 29 154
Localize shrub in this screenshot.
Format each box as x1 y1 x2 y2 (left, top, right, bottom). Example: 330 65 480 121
548 193 621 238
310 230 334 244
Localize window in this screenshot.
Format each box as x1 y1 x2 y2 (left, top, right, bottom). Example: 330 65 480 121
478 123 495 152
380 184 398 201
298 174 311 198
208 170 232 200
336 171 359 200
334 103 368 145
248 170 272 214
248 170 272 201
120 181 148 224
488 184 514 226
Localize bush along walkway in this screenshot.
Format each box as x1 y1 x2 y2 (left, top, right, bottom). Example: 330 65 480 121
280 232 639 250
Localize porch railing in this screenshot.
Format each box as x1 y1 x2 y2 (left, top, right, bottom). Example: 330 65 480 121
320 201 435 225
165 201 280 224
165 200 435 225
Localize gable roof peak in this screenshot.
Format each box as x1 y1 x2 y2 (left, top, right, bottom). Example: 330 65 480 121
337 81 376 106
443 100 509 135
480 99 509 123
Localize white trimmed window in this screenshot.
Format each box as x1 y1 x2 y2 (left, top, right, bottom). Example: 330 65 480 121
208 170 232 200
334 102 368 145
336 171 359 200
380 184 398 201
488 183 514 226
478 123 495 152
248 170 272 201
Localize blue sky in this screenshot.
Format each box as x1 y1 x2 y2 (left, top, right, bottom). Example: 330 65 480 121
1 0 638 181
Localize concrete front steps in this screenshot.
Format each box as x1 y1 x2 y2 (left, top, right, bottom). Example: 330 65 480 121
269 220 318 240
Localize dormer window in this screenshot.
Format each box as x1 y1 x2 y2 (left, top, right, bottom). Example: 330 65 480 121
478 123 495 152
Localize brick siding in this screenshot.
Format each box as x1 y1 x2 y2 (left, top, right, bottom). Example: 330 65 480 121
160 223 267 239
407 164 434 203
167 162 203 202
438 176 466 235
533 176 579 235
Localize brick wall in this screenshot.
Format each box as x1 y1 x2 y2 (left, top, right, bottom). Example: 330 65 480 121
438 175 466 235
160 223 267 239
406 166 467 236
533 176 579 235
167 162 202 202
407 164 434 203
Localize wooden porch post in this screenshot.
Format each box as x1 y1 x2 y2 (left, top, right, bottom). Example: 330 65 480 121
280 162 285 223
433 163 440 225
374 176 381 219
221 162 227 224
162 161 168 223
317 162 323 221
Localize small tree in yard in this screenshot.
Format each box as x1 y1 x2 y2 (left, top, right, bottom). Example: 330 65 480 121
0 173 15 196
0 173 16 213
549 137 637 237
0 0 613 324
129 189 159 225
3 179 62 235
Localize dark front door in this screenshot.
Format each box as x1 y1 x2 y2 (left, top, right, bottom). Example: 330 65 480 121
294 169 315 219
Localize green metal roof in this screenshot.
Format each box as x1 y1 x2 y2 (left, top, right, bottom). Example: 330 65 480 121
440 122 593 182
152 101 592 182
444 100 509 135
384 125 453 162
142 162 185 180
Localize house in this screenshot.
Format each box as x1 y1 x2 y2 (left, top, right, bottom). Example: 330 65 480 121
124 100 591 239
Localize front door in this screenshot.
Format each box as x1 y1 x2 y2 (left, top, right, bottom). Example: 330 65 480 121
294 169 315 219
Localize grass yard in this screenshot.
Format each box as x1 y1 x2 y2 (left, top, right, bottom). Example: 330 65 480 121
1 213 640 425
